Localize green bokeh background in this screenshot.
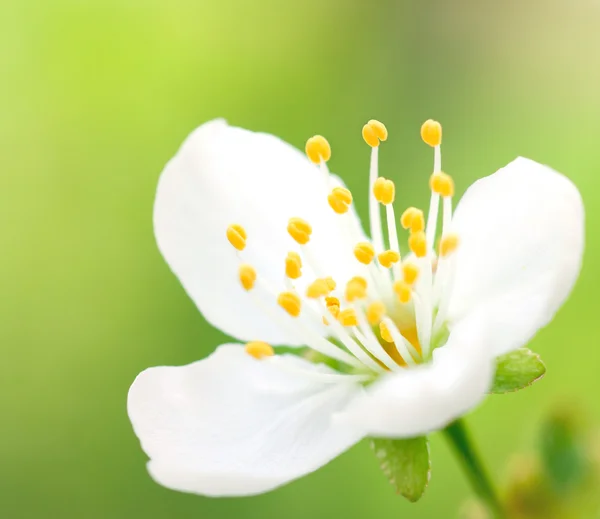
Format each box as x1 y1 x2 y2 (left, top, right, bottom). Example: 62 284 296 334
2 1 599 517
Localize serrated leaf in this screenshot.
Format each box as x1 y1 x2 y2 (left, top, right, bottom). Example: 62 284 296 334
490 348 546 394
370 436 430 502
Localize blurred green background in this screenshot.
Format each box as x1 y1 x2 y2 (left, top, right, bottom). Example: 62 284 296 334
2 0 599 517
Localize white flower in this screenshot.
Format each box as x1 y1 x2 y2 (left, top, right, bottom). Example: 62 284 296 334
128 118 584 497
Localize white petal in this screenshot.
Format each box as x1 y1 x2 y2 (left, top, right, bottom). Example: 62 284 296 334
336 314 494 437
446 158 584 356
154 120 365 345
128 344 364 496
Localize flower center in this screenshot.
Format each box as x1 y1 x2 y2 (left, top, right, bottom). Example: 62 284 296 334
228 119 460 376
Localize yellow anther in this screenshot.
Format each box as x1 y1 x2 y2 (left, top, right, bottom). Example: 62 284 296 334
278 291 302 317
400 207 425 233
339 308 358 327
393 280 412 304
354 242 375 264
285 252 302 279
439 233 460 257
245 341 274 359
366 301 386 325
306 278 331 299
305 135 331 164
408 230 427 258
362 119 388 148
226 224 247 251
402 262 420 285
429 171 455 197
325 296 340 321
373 177 395 205
325 296 340 307
238 264 256 291
287 217 312 245
379 321 393 343
420 119 442 147
327 187 353 214
378 250 401 269
324 277 336 291
345 276 368 302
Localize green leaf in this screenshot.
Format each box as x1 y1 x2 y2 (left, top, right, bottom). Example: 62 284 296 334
490 348 546 394
370 436 430 502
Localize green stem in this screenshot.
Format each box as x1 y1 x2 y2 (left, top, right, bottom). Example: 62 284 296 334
444 419 505 519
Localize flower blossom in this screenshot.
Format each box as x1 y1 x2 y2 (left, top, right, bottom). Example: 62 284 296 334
128 118 584 496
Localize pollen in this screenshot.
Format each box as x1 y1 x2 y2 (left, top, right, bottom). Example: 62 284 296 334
400 207 425 233
362 119 388 148
226 224 247 251
238 264 256 291
285 252 302 279
245 341 274 359
373 177 395 205
354 242 375 264
305 135 331 164
402 262 419 285
421 119 442 147
393 280 412 304
439 233 460 257
378 250 400 269
429 171 455 197
379 321 393 343
287 217 312 245
345 276 367 302
366 301 386 324
328 187 353 214
339 308 358 327
408 230 427 258
306 278 331 299
278 291 301 317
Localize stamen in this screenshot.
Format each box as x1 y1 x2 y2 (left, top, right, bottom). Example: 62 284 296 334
345 276 368 302
245 341 274 359
239 264 256 290
226 224 247 251
420 119 442 148
379 321 393 343
327 187 353 214
429 171 455 197
325 296 340 319
287 217 312 245
393 280 412 304
346 306 399 371
400 207 425 233
401 262 419 285
354 242 375 264
423 120 443 251
277 291 301 317
373 177 395 205
251 279 361 368
285 252 302 279
381 317 418 366
378 250 400 269
366 301 386 324
408 230 427 258
306 278 332 299
305 135 331 164
338 308 358 327
367 126 386 254
362 119 388 148
439 233 460 257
